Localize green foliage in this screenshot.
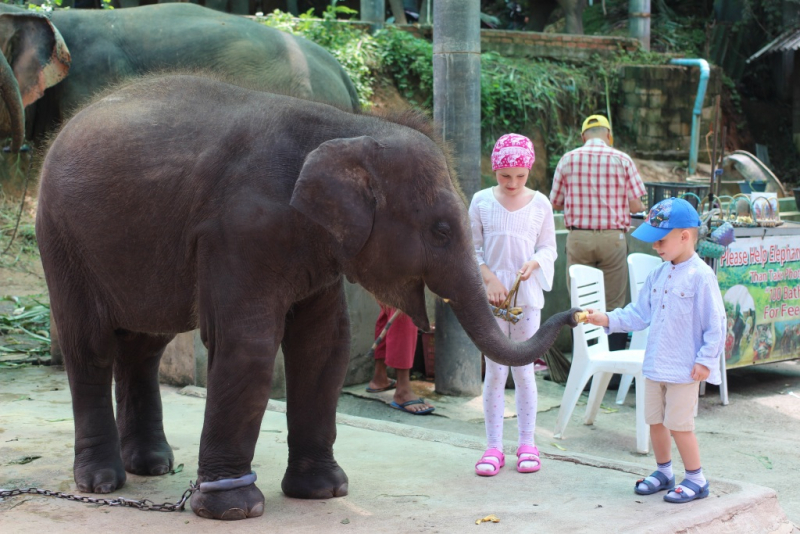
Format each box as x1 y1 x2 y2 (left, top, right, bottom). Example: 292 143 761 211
0 295 50 357
262 5 378 108
373 27 433 108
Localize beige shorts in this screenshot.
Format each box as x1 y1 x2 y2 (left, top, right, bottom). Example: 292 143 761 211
644 379 700 432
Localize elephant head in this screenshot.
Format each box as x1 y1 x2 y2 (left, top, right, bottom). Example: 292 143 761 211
290 125 578 367
0 10 71 151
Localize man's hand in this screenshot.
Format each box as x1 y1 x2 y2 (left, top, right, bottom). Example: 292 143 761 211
518 260 540 281
629 197 645 214
585 308 609 327
691 363 710 382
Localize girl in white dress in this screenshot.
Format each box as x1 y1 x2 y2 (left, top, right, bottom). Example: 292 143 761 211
469 133 557 476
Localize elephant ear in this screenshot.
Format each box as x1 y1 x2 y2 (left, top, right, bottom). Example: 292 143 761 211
290 136 382 258
0 13 71 109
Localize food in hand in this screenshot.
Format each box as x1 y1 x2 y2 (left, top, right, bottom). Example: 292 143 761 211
574 310 589 323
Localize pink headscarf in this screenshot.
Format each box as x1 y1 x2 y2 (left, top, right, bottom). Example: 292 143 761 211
491 133 535 171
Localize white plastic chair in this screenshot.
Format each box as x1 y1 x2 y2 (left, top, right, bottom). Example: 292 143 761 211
554 265 649 454
616 253 663 404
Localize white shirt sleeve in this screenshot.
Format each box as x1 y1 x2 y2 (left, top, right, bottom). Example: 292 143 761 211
468 194 486 266
531 196 557 292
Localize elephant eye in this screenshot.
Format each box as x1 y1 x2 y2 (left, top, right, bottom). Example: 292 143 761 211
431 221 451 244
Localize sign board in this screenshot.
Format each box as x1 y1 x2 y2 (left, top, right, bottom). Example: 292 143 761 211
717 234 800 369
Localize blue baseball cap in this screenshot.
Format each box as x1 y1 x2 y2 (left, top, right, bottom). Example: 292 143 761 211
632 197 701 243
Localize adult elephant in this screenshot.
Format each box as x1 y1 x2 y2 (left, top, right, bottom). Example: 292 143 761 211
0 2 359 153
36 75 579 520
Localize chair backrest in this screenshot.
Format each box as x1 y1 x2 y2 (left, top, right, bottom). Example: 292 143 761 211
627 253 663 302
569 264 609 355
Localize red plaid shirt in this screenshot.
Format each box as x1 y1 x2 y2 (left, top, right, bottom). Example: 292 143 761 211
550 139 646 230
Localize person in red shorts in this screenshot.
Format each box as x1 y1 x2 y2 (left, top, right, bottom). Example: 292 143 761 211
366 304 435 415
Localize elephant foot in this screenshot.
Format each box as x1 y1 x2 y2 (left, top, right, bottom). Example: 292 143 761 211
190 483 265 520
74 451 127 494
281 462 348 499
121 438 174 476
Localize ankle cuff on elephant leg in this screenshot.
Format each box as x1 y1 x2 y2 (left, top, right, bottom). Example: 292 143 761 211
198 471 257 493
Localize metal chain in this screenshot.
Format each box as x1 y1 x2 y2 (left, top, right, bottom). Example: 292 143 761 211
0 483 196 512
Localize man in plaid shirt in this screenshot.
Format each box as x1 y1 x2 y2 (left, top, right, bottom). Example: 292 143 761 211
550 115 646 351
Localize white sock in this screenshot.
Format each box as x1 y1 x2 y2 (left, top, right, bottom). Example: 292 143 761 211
637 460 673 492
476 449 503 473
670 467 706 497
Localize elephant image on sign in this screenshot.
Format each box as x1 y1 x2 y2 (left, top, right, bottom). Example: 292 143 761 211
0 2 359 153
36 75 579 520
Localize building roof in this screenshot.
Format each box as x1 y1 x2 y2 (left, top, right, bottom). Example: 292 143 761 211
748 27 800 63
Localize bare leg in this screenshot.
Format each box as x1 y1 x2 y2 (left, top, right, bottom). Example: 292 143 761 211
651 423 672 464
672 430 701 470
368 359 393 390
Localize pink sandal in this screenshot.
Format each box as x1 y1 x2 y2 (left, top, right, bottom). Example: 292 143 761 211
475 448 505 477
516 445 541 473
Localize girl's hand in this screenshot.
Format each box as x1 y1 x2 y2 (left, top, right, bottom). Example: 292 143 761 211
485 277 509 307
518 260 540 281
691 363 710 382
585 308 609 327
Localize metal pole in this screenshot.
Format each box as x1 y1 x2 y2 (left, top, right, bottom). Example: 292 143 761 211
360 0 385 32
629 0 651 51
433 0 482 396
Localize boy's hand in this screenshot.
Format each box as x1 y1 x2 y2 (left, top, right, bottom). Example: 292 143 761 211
691 363 710 382
585 308 609 327
518 260 540 281
485 277 509 307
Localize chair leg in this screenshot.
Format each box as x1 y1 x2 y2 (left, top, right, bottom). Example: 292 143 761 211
634 373 649 454
584 372 613 425
554 367 592 439
699 381 707 396
719 355 729 406
616 374 634 405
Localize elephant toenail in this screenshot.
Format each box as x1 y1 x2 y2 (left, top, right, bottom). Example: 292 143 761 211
221 508 247 520
196 508 213 519
248 502 265 517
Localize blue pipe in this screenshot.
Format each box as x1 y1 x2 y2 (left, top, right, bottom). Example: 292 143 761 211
669 58 709 176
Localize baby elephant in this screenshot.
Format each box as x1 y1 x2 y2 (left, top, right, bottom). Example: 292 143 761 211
36 75 578 520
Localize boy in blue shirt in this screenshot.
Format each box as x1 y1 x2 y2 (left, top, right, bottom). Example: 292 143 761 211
586 197 726 503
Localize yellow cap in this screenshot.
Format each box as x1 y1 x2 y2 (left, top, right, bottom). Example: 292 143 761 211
581 115 611 133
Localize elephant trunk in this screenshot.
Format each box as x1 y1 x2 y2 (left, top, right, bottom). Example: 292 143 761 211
429 253 580 368
0 51 24 153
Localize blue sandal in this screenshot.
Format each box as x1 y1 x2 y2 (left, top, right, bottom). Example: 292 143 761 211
634 471 675 495
663 479 710 503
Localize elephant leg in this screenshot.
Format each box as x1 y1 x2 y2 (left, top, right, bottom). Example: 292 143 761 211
114 331 175 476
281 280 350 499
190 287 284 520
57 312 125 493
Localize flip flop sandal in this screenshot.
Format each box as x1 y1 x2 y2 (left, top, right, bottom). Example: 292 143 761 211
663 479 710 503
475 448 505 477
516 445 541 473
389 398 435 415
634 470 675 495
365 379 397 393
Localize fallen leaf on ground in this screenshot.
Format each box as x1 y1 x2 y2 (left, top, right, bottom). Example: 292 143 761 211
550 442 567 451
170 463 184 475
9 455 41 465
475 514 500 525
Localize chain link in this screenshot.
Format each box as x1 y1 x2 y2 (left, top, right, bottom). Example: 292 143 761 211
0 483 197 512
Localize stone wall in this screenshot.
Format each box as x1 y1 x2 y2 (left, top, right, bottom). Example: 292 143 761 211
480 30 639 62
616 65 723 160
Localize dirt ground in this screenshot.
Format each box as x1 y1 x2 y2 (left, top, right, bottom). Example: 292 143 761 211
2 187 799 529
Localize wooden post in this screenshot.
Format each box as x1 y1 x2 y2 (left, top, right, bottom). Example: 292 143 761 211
433 0 482 396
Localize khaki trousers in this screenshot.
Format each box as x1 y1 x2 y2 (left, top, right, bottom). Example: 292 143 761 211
566 229 629 310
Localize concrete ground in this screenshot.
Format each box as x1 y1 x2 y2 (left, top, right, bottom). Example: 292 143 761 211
0 365 797 533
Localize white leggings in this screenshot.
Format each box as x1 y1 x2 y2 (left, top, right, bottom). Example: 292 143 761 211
483 306 540 450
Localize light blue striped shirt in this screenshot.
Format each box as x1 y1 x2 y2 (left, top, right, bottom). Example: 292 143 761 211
606 253 725 385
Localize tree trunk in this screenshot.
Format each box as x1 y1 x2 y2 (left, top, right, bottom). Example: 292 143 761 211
388 0 407 24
